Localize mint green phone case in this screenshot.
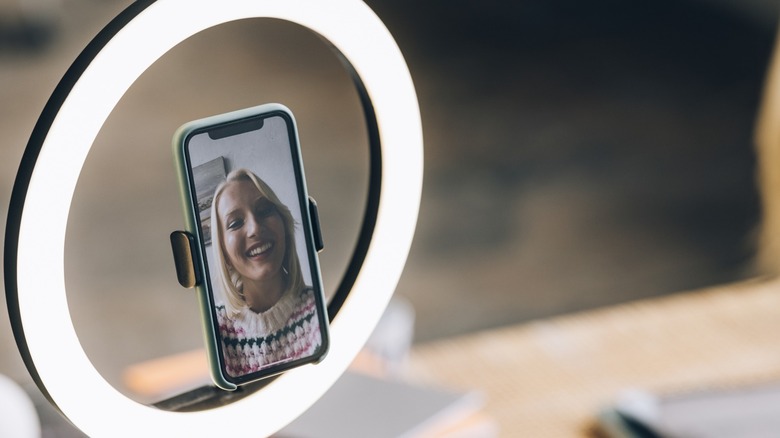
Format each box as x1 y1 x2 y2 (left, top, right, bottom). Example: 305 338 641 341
172 103 329 391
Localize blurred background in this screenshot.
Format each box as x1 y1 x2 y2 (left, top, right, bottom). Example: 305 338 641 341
1 0 778 435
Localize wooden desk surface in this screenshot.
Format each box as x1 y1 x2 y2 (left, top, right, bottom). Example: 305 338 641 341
407 278 780 436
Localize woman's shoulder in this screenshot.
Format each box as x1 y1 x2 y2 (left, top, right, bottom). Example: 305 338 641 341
296 286 317 305
290 286 317 314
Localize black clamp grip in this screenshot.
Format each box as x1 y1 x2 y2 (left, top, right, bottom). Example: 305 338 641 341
170 231 201 288
171 198 321 289
308 196 324 253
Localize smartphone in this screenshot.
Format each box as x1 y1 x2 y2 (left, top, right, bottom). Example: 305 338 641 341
172 103 329 390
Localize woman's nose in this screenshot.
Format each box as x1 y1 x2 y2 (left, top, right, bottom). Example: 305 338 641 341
246 215 262 236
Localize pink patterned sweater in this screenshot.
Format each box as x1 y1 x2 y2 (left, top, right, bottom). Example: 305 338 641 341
216 288 322 378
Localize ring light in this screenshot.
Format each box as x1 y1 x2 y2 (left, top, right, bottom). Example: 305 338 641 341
4 0 423 436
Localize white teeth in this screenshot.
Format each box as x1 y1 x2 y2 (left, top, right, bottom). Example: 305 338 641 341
248 242 272 257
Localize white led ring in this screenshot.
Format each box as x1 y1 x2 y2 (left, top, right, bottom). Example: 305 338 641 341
4 0 422 436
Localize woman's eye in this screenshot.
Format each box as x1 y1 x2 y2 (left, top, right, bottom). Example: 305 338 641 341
256 205 275 218
227 218 243 230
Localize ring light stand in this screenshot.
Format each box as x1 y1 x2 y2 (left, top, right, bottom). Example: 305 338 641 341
3 0 423 436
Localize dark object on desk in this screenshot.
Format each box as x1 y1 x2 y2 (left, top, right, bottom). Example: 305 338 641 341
598 382 780 438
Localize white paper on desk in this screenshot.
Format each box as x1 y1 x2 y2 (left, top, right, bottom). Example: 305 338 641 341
276 371 488 438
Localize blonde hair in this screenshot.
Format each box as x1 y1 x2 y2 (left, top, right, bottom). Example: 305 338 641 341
210 168 304 316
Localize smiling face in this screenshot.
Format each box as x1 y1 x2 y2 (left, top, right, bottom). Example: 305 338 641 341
216 179 287 288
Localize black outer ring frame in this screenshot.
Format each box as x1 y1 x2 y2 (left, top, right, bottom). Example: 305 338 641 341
3 0 381 412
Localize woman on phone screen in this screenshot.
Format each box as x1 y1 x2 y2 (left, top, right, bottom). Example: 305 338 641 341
210 168 322 377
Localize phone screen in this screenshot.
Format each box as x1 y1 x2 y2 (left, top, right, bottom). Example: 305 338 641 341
181 108 328 385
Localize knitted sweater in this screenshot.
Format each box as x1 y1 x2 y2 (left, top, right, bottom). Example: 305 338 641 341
216 287 322 378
